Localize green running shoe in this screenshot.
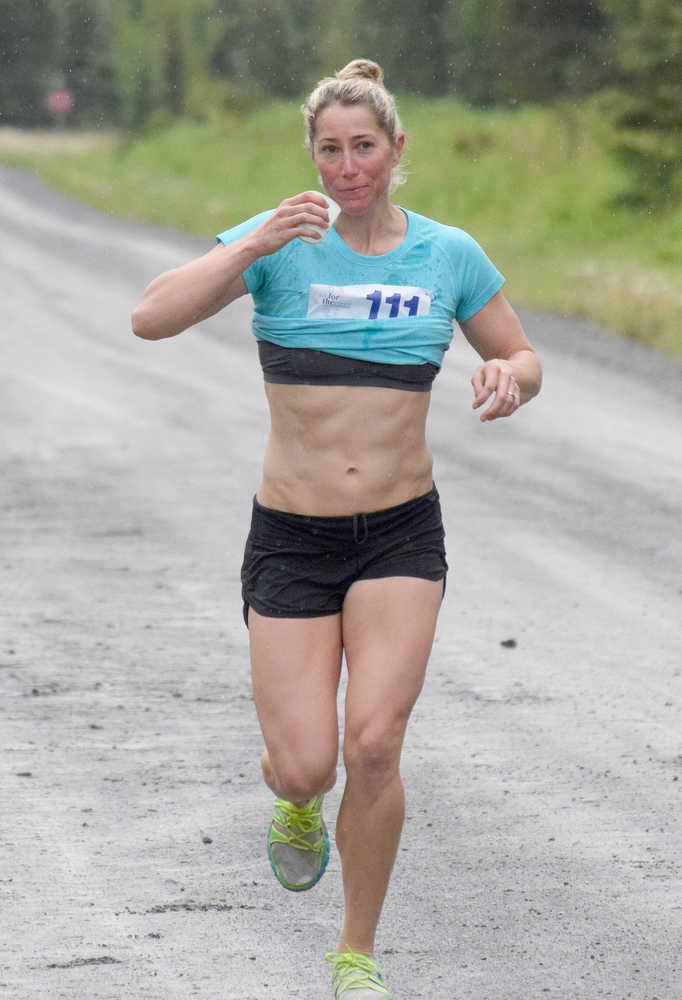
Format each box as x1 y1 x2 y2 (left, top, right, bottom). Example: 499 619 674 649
326 948 393 999
267 795 330 891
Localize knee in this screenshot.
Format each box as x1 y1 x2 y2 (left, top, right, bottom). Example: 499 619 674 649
264 749 337 804
343 725 402 792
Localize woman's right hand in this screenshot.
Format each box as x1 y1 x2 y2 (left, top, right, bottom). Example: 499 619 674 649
249 192 331 256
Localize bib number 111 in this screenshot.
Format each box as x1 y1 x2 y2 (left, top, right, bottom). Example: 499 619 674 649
365 289 421 319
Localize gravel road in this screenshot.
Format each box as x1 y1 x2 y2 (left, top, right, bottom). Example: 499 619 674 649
1 164 680 1000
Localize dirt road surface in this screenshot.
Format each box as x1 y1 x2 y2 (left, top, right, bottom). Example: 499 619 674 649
1 165 680 1000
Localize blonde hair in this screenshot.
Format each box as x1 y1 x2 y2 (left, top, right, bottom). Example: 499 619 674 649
302 59 407 190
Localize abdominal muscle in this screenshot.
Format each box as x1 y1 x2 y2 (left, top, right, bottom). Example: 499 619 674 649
257 383 434 516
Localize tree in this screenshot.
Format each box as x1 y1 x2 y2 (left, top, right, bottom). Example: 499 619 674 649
111 0 219 131
445 0 613 106
51 0 119 125
604 0 682 208
0 0 57 125
5 0 666 134
353 0 452 96
209 0 321 99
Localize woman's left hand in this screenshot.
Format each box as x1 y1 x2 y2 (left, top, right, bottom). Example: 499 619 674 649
471 358 520 422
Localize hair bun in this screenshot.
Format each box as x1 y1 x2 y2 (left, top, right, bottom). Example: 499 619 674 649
335 59 384 85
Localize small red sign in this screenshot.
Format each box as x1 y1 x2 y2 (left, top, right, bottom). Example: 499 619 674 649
46 89 75 117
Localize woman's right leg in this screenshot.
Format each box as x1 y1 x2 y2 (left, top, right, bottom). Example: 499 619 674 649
248 608 344 805
248 609 344 892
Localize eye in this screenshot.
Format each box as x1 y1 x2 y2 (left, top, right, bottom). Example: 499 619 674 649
319 143 338 155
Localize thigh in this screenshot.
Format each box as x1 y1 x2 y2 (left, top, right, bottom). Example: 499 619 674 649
341 576 443 750
249 609 344 767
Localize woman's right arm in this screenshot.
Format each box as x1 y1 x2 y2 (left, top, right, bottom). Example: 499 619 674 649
131 241 255 340
131 192 332 341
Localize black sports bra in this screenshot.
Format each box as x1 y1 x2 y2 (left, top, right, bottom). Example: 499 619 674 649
258 340 438 392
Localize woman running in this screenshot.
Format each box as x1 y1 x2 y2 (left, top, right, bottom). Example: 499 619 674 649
132 58 542 1000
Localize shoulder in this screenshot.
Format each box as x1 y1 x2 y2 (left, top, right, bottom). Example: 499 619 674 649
403 209 483 255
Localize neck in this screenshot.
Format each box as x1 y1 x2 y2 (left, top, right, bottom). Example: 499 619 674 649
334 199 406 256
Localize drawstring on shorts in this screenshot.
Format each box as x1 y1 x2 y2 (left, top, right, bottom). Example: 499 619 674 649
352 512 369 545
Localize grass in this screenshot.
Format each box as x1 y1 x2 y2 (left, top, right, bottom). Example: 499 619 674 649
1 99 680 358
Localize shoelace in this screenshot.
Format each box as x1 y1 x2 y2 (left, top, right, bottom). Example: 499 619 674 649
272 797 324 852
325 948 390 996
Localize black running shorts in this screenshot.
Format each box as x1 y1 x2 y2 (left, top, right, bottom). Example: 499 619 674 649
241 485 447 623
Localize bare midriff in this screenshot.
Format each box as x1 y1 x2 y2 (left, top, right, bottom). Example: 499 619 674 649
257 383 434 516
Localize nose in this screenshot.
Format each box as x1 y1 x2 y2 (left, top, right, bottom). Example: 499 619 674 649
341 149 359 176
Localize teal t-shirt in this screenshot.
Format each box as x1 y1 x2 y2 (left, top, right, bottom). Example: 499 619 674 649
216 208 504 367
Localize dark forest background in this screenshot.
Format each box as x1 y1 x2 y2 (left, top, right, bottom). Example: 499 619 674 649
1 0 680 207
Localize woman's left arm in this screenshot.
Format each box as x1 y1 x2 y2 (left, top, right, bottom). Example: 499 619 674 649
460 290 542 422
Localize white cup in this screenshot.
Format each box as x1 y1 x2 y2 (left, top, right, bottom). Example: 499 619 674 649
299 192 341 244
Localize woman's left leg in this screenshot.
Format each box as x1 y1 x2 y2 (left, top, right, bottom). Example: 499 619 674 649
335 575 443 955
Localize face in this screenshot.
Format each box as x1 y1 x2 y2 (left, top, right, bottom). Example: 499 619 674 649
311 103 404 215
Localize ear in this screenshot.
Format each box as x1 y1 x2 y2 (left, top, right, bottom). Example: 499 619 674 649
393 132 406 163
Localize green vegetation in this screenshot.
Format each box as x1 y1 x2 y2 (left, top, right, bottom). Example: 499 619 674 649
3 97 680 357
600 0 682 212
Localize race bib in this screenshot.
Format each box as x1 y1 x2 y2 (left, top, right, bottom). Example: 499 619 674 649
307 283 432 321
